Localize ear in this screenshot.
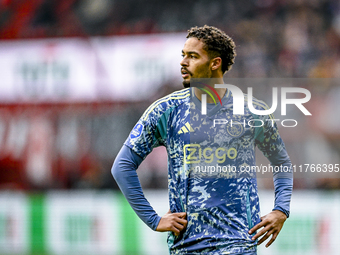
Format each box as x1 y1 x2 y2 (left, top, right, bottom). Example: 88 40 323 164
210 57 222 71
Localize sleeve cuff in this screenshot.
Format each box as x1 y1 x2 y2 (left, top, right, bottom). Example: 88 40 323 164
272 206 290 218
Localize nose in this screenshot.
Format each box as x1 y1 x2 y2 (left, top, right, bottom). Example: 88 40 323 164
180 56 188 67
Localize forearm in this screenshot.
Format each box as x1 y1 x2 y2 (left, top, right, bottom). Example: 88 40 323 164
267 148 293 218
112 145 161 230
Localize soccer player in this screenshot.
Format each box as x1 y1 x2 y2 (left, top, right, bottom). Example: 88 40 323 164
112 25 293 255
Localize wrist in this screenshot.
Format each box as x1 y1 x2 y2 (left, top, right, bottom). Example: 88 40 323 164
272 206 290 218
272 209 287 219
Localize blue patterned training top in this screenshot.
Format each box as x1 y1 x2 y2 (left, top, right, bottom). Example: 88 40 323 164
124 87 287 255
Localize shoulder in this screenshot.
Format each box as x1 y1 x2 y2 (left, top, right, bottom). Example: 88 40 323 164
141 88 190 122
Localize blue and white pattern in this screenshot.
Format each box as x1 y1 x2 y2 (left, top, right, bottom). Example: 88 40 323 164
125 88 286 255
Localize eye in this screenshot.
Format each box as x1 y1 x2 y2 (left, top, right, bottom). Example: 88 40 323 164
190 54 197 59
181 54 185 58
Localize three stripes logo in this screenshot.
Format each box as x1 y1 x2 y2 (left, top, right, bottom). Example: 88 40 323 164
178 122 194 134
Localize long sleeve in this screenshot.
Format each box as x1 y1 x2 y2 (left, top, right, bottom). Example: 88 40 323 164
267 148 293 218
111 144 161 230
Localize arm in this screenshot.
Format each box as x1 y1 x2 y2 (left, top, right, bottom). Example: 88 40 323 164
112 145 161 230
112 145 187 234
249 148 293 247
269 148 293 218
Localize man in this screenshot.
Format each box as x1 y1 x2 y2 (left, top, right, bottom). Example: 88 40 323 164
112 25 293 255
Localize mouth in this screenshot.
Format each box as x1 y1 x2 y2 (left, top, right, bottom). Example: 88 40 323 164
181 68 190 79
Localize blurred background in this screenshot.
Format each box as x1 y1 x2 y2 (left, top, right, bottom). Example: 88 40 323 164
0 0 339 254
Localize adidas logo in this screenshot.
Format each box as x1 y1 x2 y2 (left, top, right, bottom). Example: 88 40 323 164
178 122 194 134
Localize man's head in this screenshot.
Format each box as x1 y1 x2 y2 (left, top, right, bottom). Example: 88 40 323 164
180 25 236 88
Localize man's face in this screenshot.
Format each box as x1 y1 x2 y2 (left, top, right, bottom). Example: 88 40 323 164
180 37 212 88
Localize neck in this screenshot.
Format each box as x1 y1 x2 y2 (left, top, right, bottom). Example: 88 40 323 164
193 77 226 103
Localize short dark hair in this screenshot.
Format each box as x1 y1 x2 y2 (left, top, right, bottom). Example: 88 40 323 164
187 25 236 74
